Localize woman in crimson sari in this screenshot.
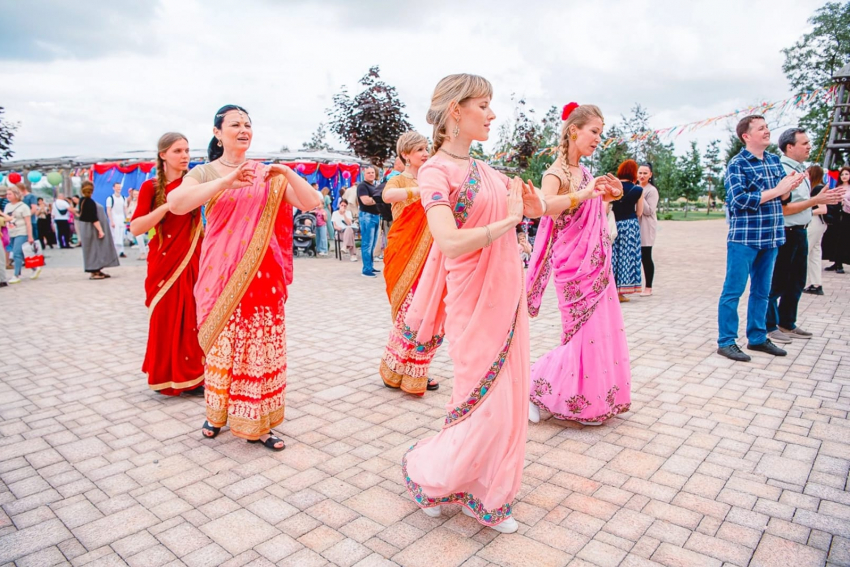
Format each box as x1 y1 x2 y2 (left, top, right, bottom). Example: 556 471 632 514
526 103 632 426
379 131 442 395
168 105 321 451
402 74 550 534
131 133 204 396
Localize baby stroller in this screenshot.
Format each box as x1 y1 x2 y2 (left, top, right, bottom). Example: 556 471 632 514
293 212 317 257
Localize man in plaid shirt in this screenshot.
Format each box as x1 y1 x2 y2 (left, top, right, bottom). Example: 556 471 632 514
716 115 805 362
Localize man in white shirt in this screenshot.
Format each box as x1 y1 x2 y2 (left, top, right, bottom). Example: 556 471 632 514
331 199 357 261
52 193 72 248
106 183 127 257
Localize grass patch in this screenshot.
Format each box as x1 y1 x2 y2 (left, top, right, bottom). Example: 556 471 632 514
660 210 726 221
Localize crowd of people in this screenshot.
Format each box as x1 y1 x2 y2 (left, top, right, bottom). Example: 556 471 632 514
2 72 847 538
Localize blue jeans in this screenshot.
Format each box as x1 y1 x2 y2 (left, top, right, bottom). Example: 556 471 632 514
316 224 328 254
10 235 28 277
358 211 380 275
717 242 778 347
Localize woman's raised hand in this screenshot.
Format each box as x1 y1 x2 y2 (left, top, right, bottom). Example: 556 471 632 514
264 164 293 182
507 177 525 223
601 174 623 201
222 161 255 190
519 177 546 218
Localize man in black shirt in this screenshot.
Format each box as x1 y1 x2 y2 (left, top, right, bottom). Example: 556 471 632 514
357 165 382 277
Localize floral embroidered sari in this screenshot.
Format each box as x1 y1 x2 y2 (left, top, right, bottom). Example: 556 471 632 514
191 162 294 440
402 156 529 527
526 163 631 423
133 177 204 395
379 174 443 394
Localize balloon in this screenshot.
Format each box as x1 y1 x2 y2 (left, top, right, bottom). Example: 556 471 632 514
47 172 63 186
7 172 21 184
342 171 351 179
27 171 42 183
295 164 306 173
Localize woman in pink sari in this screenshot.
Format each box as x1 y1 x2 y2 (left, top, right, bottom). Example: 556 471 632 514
527 103 632 426
168 105 322 451
403 74 547 534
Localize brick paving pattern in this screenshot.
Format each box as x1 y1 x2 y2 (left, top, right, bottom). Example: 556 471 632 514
0 219 848 567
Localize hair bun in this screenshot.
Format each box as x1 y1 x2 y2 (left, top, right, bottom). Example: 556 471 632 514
562 102 580 121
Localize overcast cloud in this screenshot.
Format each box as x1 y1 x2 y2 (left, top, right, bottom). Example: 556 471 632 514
0 0 824 160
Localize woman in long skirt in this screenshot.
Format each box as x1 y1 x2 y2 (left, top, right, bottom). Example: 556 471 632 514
168 105 322 450
403 74 546 534
76 181 119 279
379 131 442 394
131 133 205 396
611 159 643 302
527 104 632 426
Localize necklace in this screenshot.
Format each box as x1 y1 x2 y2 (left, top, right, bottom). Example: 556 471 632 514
219 157 246 168
439 148 471 161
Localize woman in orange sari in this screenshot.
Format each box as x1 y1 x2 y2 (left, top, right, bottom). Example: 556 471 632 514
379 131 442 395
168 105 322 451
402 74 548 534
130 133 204 396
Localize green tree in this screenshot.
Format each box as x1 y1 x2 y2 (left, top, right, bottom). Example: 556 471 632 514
621 104 655 163
0 107 18 164
327 66 413 165
470 142 487 160
782 1 850 155
301 122 332 151
675 141 703 217
647 142 677 213
703 139 724 212
592 124 631 176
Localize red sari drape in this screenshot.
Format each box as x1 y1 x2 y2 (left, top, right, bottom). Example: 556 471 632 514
133 178 205 395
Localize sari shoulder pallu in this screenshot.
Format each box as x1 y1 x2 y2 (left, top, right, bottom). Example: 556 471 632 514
401 157 530 527
525 164 632 423
139 177 205 394
379 174 443 394
193 162 295 440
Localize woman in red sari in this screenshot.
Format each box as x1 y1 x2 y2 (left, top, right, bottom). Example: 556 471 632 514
168 105 321 451
131 133 204 396
379 131 442 395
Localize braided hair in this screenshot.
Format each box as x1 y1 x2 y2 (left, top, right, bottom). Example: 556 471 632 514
154 132 188 210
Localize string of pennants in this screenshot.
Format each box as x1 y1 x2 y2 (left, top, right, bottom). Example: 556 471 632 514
492 85 839 161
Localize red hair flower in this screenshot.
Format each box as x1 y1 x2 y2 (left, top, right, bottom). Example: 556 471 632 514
561 102 579 121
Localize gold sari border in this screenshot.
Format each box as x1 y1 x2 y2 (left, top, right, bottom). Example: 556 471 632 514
198 176 288 354
148 221 203 316
148 374 204 391
389 229 432 318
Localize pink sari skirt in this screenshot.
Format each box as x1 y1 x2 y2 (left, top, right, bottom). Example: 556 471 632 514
530 270 631 423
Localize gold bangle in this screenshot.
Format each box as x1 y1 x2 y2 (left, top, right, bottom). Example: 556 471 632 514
406 187 414 202
484 225 492 248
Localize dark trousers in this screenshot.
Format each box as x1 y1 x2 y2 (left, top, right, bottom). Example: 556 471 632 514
766 227 808 333
641 246 654 288
55 220 71 248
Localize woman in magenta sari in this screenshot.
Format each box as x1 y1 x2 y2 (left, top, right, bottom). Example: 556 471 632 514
527 103 632 426
168 105 322 451
403 74 548 534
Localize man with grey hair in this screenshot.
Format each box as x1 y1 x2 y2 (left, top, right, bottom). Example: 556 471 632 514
766 128 846 343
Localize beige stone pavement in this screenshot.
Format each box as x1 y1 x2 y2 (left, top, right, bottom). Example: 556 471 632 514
0 219 848 567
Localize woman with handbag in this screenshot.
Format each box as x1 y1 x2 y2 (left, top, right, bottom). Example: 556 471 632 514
526 103 631 427
2 186 42 283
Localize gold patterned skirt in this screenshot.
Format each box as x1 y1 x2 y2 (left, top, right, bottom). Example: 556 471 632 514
379 287 443 395
204 253 287 440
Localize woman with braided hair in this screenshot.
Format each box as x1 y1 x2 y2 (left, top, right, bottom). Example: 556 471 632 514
526 103 632 426
130 132 205 396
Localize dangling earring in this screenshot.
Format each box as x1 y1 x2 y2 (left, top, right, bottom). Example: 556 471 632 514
453 117 460 138
217 139 222 147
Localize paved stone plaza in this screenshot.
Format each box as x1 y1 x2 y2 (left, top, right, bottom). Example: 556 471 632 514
0 219 848 567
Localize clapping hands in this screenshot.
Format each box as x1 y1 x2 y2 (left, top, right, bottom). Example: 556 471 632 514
585 174 623 202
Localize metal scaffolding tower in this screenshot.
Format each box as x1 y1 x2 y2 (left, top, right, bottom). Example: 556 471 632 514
823 62 850 170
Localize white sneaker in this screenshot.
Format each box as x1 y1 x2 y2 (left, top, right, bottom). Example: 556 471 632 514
528 401 540 423
461 506 518 533
30 267 42 280
350 256 358 262
578 420 604 426
421 507 441 518
8 277 21 284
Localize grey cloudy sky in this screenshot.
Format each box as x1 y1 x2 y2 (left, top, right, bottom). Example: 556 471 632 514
0 0 824 160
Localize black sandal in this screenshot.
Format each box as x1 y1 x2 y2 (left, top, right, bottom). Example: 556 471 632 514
201 421 220 439
426 378 439 391
248 434 285 451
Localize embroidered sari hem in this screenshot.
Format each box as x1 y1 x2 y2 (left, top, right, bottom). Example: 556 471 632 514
149 374 204 392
